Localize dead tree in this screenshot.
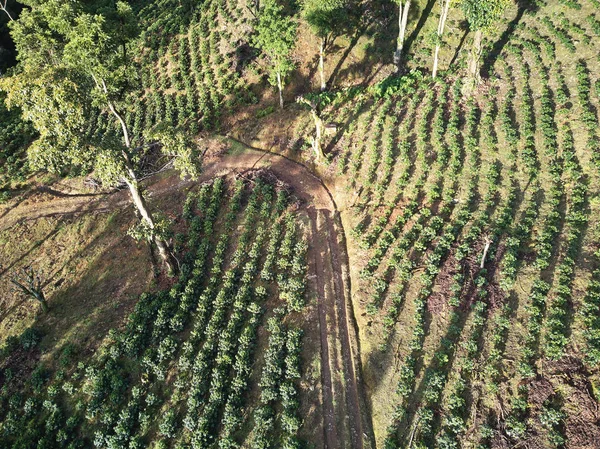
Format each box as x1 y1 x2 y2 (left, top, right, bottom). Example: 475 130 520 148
11 267 49 313
296 95 325 161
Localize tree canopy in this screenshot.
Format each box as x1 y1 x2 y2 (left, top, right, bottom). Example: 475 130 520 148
1 0 199 272
302 0 348 40
460 0 512 33
253 0 297 105
1 0 198 187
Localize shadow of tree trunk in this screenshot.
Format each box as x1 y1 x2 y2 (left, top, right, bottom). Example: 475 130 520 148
402 0 437 60
481 0 538 77
328 29 365 88
449 24 469 68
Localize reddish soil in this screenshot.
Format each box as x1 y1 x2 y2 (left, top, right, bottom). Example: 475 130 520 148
427 251 460 314
527 376 555 406
546 357 600 449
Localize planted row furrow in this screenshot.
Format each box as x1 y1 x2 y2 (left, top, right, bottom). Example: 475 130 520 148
377 83 467 334
360 85 462 316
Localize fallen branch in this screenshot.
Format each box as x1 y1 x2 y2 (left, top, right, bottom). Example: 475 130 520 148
407 414 422 448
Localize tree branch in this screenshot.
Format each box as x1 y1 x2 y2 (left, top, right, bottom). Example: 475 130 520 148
99 78 132 150
0 0 14 21
10 278 36 297
138 158 175 181
91 74 138 182
10 267 48 311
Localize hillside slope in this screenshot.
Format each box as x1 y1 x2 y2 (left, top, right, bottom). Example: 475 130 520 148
2 0 600 449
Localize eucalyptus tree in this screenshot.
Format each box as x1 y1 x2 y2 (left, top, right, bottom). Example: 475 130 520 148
461 0 512 81
432 0 452 79
393 0 411 71
302 0 348 91
0 0 199 273
253 0 297 108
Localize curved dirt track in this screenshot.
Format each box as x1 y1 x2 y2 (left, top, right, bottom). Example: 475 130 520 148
0 142 373 449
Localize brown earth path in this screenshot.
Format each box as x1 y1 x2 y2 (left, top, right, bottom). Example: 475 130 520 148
0 139 374 449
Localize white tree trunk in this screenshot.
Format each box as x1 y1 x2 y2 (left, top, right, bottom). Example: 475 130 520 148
432 45 441 79
480 237 492 269
401 1 410 46
125 178 176 273
99 78 177 274
311 110 324 160
394 1 411 70
277 71 284 109
432 0 450 79
319 38 326 91
469 29 483 82
394 2 404 67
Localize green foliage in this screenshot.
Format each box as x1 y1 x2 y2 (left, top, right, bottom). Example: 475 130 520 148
541 16 576 52
460 0 512 32
0 94 35 188
256 105 276 118
127 212 173 242
0 327 43 362
1 1 121 181
1 0 197 188
145 125 201 179
369 69 426 99
19 328 42 350
253 0 297 88
302 0 349 40
0 177 308 448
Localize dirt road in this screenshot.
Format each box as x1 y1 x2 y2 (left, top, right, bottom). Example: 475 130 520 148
0 140 373 449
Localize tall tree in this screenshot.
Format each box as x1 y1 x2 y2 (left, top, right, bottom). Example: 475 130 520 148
393 0 411 71
461 0 512 81
253 0 297 108
302 0 348 91
432 0 452 79
1 1 199 274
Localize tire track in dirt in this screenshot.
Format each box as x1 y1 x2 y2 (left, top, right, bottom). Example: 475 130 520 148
308 207 341 449
324 210 364 449
0 139 374 449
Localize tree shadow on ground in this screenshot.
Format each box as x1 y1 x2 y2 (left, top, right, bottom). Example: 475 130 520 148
36 186 110 198
34 211 154 357
0 197 164 356
0 226 63 280
0 190 37 221
328 30 367 88
481 0 540 78
403 0 437 61
449 21 469 68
